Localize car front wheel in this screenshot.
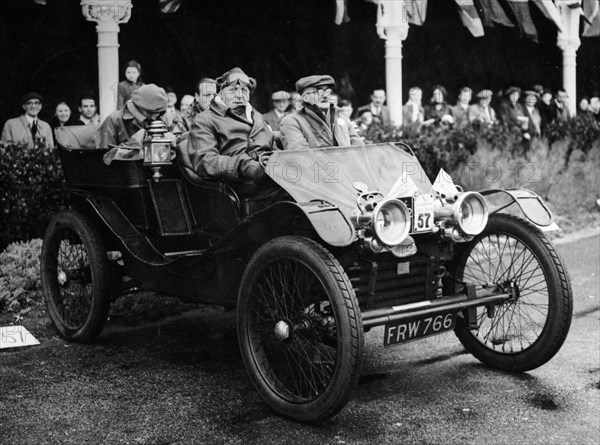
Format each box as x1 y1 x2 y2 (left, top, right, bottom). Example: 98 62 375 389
452 213 573 372
237 236 363 422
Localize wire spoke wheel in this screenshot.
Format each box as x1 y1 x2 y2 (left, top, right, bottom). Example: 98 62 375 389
238 236 363 422
452 214 573 372
41 211 112 342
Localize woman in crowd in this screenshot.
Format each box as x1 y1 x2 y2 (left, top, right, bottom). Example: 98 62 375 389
117 60 144 110
424 85 454 125
50 101 73 128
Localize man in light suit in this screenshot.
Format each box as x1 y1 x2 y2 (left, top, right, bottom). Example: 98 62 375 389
469 89 497 125
1 92 54 148
280 75 363 150
357 89 391 126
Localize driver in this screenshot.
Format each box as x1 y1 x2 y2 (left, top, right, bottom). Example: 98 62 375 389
280 75 363 150
188 67 278 198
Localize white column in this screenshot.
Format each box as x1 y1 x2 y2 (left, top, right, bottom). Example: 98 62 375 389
377 1 410 126
557 5 581 116
81 0 132 121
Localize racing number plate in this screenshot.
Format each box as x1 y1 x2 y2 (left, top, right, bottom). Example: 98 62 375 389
384 312 457 347
413 195 434 232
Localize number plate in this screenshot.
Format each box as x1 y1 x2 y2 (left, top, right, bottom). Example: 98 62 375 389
383 312 457 347
413 195 434 232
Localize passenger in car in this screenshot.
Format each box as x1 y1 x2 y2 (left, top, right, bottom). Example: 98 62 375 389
188 67 279 199
280 75 363 150
95 84 170 148
173 77 217 141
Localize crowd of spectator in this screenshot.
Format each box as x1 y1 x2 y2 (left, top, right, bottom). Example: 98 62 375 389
2 58 600 150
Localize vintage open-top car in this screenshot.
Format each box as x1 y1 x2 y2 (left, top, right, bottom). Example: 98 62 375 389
41 123 573 422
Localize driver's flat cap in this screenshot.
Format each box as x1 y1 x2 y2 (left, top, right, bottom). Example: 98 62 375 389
295 75 335 94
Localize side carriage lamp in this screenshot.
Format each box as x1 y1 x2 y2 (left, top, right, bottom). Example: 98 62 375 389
143 120 173 181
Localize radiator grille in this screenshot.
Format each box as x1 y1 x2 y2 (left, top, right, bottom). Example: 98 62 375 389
348 252 437 308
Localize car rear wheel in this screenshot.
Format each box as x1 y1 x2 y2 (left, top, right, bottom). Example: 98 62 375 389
452 214 573 372
41 210 112 342
237 236 363 422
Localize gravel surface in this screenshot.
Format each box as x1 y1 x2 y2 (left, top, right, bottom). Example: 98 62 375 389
1 233 599 444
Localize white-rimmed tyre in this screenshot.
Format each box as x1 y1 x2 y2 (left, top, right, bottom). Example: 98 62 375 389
237 236 363 422
41 210 112 342
452 213 573 372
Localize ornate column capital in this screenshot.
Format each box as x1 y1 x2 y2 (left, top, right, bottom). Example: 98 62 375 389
376 0 410 41
81 0 132 27
557 36 580 55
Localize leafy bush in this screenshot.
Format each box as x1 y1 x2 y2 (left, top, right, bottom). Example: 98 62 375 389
0 140 67 251
364 121 525 178
546 115 600 158
0 239 43 315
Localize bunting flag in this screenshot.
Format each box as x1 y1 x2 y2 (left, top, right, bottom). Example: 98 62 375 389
532 0 565 32
406 0 428 25
455 1 485 36
582 0 600 36
474 0 515 27
335 0 351 25
506 0 539 42
159 0 182 14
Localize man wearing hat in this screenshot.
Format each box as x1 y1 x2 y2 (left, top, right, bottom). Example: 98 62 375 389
522 90 542 139
469 89 497 125
498 86 527 128
96 83 169 148
188 67 278 197
263 91 291 132
1 92 54 148
280 75 362 150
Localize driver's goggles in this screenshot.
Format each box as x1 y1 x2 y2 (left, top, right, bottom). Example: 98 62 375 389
222 72 251 89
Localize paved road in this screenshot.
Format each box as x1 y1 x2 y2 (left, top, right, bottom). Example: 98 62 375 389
1 234 599 445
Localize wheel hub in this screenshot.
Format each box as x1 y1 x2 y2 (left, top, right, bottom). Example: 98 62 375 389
274 320 291 342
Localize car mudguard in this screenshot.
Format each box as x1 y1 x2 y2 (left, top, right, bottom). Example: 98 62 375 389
480 188 560 232
208 200 356 255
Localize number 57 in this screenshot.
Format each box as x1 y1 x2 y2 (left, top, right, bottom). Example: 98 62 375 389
417 213 431 229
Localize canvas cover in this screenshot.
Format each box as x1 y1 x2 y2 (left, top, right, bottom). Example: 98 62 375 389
266 143 433 216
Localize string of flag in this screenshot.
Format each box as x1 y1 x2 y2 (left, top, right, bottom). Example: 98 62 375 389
32 0 600 39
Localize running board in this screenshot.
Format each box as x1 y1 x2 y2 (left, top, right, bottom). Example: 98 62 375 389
361 286 511 329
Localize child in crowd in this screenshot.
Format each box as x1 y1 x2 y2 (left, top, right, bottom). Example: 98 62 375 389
117 60 144 110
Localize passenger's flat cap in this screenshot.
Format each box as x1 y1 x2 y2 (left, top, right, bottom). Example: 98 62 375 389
477 89 493 99
21 92 43 104
272 91 291 101
131 84 168 112
295 75 335 93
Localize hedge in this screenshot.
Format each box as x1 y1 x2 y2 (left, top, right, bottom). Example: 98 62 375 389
0 140 67 251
